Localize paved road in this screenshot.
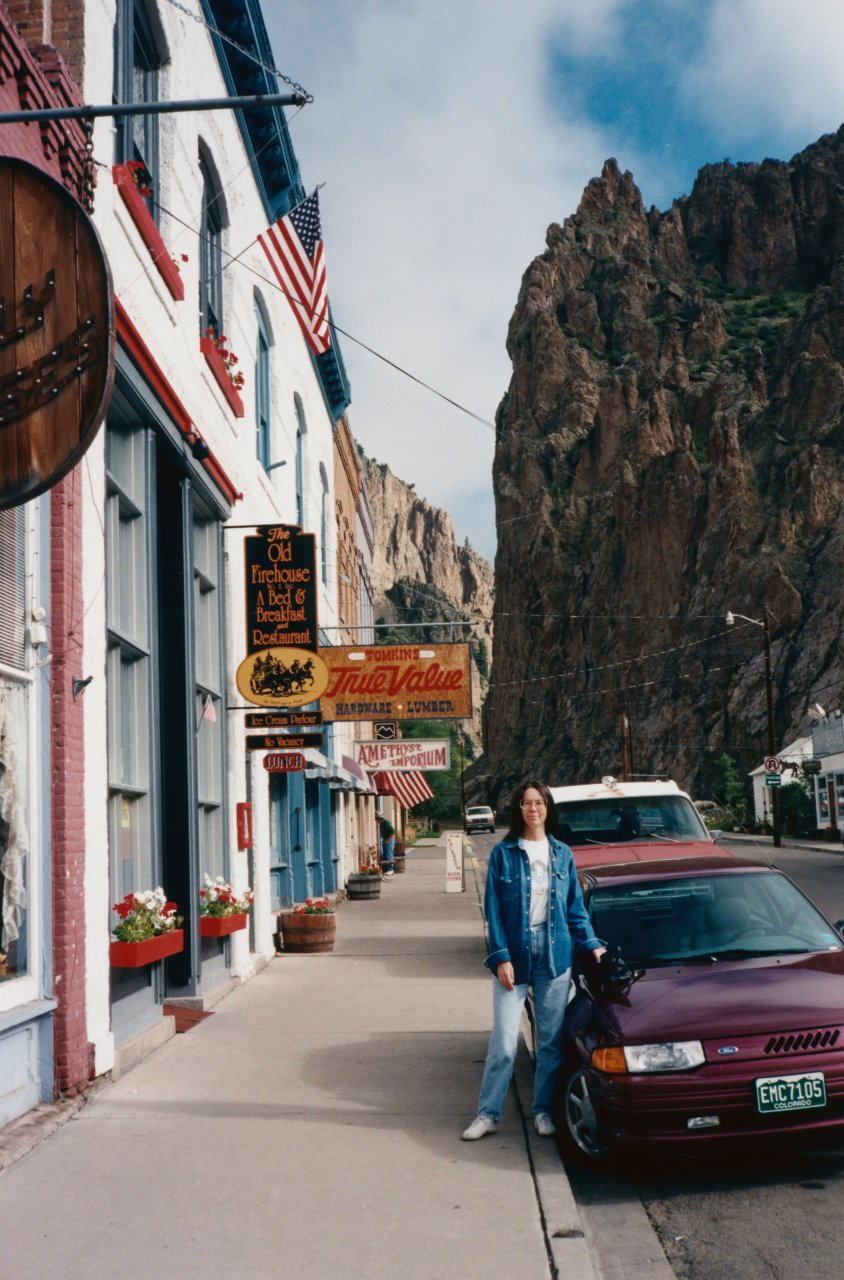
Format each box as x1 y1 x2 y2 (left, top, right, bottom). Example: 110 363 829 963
599 838 844 1280
472 829 844 1279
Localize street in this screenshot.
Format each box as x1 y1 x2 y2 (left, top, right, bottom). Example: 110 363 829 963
471 830 844 1280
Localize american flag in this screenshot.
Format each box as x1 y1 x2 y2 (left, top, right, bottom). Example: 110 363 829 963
258 191 331 355
201 694 217 724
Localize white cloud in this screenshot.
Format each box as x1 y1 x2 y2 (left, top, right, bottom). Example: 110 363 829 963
683 0 844 144
266 2 617 559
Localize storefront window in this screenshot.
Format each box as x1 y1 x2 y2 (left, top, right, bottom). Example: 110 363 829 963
106 424 155 904
194 512 224 880
0 507 29 981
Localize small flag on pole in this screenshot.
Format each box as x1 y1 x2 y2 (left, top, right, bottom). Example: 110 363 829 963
201 694 217 724
258 191 331 355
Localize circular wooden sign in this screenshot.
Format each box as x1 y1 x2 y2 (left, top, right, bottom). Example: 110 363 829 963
0 157 115 509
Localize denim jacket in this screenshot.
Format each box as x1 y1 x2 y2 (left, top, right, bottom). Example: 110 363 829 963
483 834 602 984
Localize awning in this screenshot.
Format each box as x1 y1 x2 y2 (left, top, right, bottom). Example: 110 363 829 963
342 755 376 794
372 770 434 810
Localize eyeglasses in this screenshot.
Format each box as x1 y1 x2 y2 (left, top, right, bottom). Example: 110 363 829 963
520 800 546 810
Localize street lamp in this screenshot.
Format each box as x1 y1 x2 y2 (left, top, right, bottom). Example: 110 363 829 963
725 608 781 848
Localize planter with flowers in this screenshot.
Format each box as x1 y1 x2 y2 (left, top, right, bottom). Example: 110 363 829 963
346 868 382 901
200 329 245 417
110 888 184 968
112 162 185 301
199 875 253 937
279 898 336 953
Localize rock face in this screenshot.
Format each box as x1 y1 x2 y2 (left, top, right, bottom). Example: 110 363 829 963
360 453 494 742
483 127 844 806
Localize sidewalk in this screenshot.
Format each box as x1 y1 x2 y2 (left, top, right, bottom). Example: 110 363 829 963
0 841 605 1280
724 831 844 855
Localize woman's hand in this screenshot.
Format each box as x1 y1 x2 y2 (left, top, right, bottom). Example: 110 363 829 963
592 946 607 961
496 961 515 990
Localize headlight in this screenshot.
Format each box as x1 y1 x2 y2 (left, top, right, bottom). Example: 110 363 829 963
623 1041 705 1073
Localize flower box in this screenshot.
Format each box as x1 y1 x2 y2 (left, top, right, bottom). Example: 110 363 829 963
200 336 245 417
112 165 185 301
200 912 249 937
110 929 185 969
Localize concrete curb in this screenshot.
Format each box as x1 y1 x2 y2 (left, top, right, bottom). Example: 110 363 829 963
513 1039 599 1280
0 1093 88 1176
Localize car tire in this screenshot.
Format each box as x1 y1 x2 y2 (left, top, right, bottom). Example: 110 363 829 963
555 1065 611 1164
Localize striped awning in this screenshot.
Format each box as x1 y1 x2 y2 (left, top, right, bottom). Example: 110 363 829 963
372 770 434 810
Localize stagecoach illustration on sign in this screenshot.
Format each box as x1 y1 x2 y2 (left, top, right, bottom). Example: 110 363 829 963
235 645 329 708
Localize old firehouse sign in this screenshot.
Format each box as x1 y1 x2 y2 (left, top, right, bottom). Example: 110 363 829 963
0 158 115 509
235 524 329 707
318 644 472 722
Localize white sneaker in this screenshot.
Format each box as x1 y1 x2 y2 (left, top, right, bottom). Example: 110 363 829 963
383 869 394 877
534 1113 556 1137
462 1115 498 1141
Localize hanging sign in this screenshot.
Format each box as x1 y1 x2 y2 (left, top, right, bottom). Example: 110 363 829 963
317 643 472 722
236 524 329 706
354 739 451 771
245 711 323 729
245 733 324 751
263 752 306 773
0 157 115 509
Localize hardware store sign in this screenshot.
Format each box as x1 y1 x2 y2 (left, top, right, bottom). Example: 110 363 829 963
235 524 329 706
354 739 451 771
318 644 472 722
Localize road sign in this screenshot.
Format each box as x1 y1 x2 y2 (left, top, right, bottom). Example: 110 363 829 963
764 756 782 774
765 773 782 788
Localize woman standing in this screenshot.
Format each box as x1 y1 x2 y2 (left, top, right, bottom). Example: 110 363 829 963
462 781 605 1140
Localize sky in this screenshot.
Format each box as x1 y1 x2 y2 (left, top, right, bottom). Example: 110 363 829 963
263 0 844 563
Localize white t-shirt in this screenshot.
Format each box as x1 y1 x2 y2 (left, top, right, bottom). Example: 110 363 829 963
521 836 550 927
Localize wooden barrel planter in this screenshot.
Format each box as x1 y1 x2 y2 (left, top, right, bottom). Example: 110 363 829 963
393 855 406 874
346 873 382 900
279 911 336 953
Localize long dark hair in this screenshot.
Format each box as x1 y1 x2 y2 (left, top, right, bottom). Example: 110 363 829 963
506 780 559 840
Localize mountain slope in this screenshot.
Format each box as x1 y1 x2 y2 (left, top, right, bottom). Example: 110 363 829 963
483 127 844 804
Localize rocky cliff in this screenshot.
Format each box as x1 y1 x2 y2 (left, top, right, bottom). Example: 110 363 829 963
360 453 494 743
482 126 844 805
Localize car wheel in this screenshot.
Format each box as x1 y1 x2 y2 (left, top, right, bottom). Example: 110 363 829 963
557 1066 611 1163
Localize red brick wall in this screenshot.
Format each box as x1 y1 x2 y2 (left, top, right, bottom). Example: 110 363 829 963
0 0 89 202
4 0 84 83
1 0 91 1097
49 468 89 1096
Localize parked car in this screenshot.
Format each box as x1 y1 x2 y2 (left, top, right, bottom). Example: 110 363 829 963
464 805 496 834
555 850 844 1161
549 777 713 853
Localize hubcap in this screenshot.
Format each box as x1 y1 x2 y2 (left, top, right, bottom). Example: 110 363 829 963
565 1070 609 1158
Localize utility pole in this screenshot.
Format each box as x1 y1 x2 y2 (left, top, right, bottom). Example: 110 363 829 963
620 713 630 781
763 606 782 848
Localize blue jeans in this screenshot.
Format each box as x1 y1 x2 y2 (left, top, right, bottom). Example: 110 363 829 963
381 835 395 868
477 927 571 1120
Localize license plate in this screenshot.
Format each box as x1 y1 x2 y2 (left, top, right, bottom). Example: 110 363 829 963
755 1071 827 1114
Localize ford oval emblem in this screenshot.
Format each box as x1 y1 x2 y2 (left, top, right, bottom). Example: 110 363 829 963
717 1046 739 1055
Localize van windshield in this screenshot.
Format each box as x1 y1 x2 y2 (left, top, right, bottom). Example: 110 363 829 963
555 795 708 846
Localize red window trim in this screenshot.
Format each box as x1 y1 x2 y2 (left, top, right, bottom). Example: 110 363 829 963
115 299 242 506
200 336 245 418
113 165 185 302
